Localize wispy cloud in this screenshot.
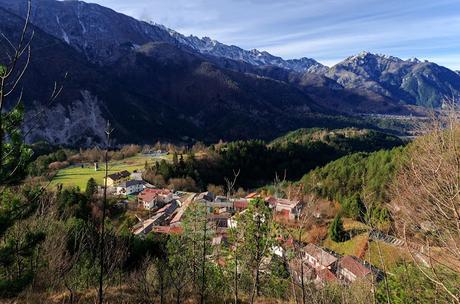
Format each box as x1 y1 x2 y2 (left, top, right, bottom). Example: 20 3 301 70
87 0 460 70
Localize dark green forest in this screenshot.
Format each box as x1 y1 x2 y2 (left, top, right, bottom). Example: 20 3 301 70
143 128 405 190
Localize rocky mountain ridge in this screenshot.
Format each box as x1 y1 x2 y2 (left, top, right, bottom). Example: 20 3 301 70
0 0 458 145
325 51 460 107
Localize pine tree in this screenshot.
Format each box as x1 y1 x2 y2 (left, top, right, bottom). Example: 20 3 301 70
85 178 98 198
342 194 366 221
329 214 345 242
172 152 178 166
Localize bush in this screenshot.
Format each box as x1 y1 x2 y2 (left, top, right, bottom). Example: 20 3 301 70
168 177 198 192
207 184 225 196
48 161 69 171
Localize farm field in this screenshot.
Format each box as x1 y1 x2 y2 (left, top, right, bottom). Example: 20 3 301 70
50 154 172 190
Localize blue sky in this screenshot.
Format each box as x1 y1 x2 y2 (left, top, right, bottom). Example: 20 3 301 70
89 0 460 70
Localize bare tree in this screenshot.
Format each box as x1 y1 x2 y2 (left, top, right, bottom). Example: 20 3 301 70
237 198 275 304
98 121 114 304
391 97 460 303
129 256 169 304
224 168 241 304
43 221 88 304
225 169 240 199
199 200 209 304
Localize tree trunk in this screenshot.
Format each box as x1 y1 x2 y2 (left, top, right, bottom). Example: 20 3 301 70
200 205 207 304
64 281 74 304
299 230 306 304
176 288 181 304
234 248 238 304
159 271 164 304
98 122 112 304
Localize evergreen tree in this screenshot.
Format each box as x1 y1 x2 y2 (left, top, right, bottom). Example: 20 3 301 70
329 214 345 242
342 194 366 221
85 178 98 198
172 152 178 166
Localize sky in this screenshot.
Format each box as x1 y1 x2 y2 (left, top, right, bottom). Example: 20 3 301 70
88 0 460 70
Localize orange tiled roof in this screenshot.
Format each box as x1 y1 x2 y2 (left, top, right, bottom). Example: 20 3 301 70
138 188 171 202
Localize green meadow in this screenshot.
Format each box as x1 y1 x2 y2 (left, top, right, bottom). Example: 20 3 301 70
50 154 171 190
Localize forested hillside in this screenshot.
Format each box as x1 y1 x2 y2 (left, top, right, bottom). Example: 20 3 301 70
301 147 405 205
142 128 405 190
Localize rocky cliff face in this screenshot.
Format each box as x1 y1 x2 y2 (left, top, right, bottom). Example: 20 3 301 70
25 91 106 146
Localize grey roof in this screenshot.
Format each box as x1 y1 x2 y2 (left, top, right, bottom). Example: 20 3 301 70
107 170 130 181
118 180 145 188
304 243 338 267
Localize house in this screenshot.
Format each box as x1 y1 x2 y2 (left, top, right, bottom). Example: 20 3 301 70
138 188 173 210
208 197 234 210
245 192 260 199
303 243 338 270
267 197 303 220
134 200 180 236
288 257 315 284
228 215 238 229
105 170 130 187
156 200 179 217
132 218 156 236
116 180 145 195
169 200 191 227
195 191 215 202
227 209 248 228
152 226 183 235
207 213 232 229
133 201 182 237
315 268 338 287
130 171 143 181
233 199 249 212
336 255 372 283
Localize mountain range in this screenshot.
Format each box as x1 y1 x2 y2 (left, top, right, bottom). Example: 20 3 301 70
0 0 459 145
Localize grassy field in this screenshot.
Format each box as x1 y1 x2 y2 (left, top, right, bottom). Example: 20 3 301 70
365 241 411 271
50 154 172 190
322 218 412 271
323 233 369 257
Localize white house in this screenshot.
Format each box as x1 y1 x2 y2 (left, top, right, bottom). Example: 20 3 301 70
138 188 173 210
303 243 338 270
116 180 145 195
267 197 303 220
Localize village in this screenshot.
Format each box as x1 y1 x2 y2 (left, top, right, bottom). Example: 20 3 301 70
105 168 385 289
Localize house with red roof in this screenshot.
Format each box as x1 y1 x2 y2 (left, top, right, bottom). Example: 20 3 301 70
138 188 173 210
336 255 373 283
315 268 338 287
266 197 303 220
232 199 249 212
